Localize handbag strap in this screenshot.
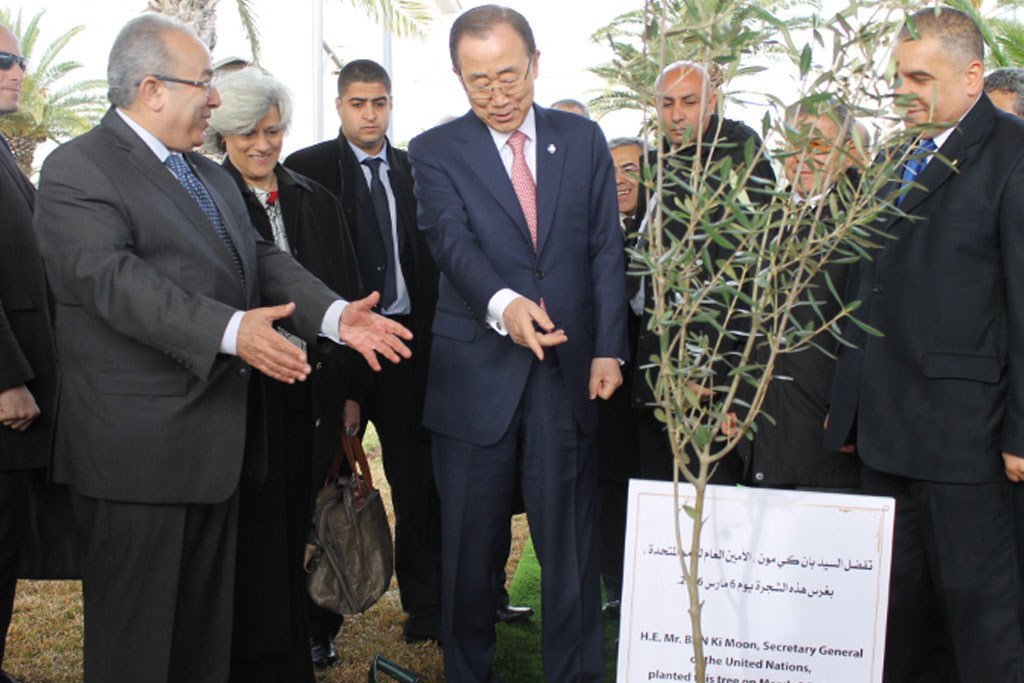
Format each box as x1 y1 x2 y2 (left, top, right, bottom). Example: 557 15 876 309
322 432 376 494
341 433 376 493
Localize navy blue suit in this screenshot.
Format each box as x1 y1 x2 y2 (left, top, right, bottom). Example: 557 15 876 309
409 105 627 682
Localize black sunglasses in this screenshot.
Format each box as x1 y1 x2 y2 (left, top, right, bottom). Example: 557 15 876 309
0 51 26 72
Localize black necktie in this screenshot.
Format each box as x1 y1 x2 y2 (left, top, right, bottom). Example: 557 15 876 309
361 157 398 309
165 154 246 287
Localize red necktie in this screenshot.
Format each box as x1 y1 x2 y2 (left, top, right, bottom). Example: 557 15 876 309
508 130 538 251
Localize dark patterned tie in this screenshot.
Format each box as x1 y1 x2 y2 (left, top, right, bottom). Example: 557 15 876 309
361 157 398 309
165 153 245 286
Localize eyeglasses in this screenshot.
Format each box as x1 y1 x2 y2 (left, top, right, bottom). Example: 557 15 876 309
462 59 533 103
0 51 27 72
147 74 215 95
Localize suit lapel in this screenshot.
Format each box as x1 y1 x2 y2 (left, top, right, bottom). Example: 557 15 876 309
534 106 565 255
103 111 246 287
456 113 533 248
385 148 415 258
899 95 992 217
0 136 34 208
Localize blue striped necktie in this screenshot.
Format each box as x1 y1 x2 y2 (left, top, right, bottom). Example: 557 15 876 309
165 153 246 286
900 138 937 204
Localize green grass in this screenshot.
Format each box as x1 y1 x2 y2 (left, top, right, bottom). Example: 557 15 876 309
494 539 620 682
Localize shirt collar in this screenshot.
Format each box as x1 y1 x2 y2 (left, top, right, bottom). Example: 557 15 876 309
116 108 172 162
489 106 537 150
349 138 390 168
924 94 981 151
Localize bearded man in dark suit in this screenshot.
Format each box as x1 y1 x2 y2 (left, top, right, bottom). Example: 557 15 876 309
284 58 445 647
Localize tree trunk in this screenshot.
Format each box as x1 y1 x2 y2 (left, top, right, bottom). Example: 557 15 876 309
147 0 219 51
7 135 37 178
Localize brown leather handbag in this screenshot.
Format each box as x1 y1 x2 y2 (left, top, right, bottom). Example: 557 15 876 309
305 433 393 614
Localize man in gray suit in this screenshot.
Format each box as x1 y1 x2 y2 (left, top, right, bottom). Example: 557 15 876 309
32 15 411 683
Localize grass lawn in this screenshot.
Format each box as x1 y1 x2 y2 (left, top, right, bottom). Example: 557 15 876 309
4 425 540 683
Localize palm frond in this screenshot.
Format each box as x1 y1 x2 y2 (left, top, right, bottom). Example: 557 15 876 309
234 0 262 63
344 0 434 38
992 17 1024 69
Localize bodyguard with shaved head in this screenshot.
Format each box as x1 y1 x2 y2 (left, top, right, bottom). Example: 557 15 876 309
632 60 775 483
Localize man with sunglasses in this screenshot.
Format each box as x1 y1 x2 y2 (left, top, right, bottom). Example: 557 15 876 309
32 14 411 683
408 5 627 681
0 24 58 683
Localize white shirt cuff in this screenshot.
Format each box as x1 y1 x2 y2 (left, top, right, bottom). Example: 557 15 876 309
486 288 522 335
220 310 245 355
320 300 349 344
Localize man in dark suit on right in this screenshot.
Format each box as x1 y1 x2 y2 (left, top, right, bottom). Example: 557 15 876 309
826 7 1024 680
0 23 58 683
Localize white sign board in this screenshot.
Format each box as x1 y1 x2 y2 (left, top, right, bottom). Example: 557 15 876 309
617 481 894 683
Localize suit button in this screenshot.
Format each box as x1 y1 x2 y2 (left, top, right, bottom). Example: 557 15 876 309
238 367 251 379
872 283 886 294
535 269 545 280
315 361 323 371
754 472 765 482
377 265 385 272
314 418 322 428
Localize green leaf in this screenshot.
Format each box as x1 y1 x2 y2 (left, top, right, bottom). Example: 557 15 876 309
799 43 812 77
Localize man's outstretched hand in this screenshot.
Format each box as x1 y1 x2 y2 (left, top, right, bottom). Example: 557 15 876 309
339 292 413 371
237 302 311 383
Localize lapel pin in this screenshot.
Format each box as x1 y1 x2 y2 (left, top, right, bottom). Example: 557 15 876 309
547 144 556 154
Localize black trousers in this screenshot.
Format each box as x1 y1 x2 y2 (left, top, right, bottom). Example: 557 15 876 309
433 358 603 683
0 470 30 672
72 488 240 683
363 336 442 622
862 465 1024 683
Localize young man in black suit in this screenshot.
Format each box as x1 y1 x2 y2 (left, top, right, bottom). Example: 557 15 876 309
826 7 1024 680
0 24 58 683
285 60 446 647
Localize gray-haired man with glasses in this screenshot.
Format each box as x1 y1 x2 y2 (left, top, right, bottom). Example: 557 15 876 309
32 14 411 683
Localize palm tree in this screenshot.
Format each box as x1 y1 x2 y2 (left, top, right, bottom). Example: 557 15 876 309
150 0 436 65
148 0 263 61
0 9 107 177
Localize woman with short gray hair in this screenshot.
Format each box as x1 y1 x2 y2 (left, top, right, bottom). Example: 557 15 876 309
207 67 365 681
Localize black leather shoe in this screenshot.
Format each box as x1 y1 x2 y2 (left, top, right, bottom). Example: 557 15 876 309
496 603 535 623
602 599 621 619
310 637 339 669
403 613 443 645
